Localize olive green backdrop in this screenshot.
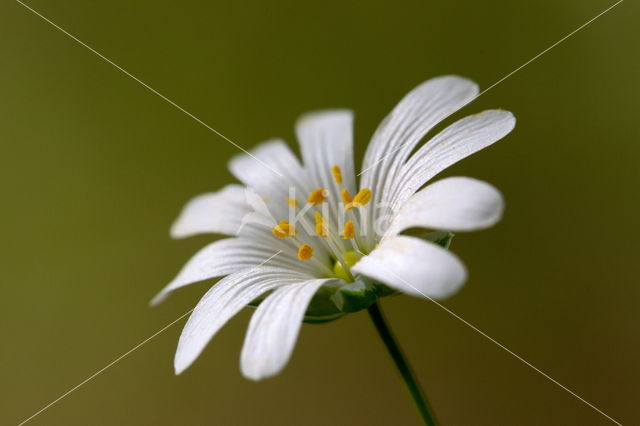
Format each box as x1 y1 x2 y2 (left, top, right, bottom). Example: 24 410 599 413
1 0 638 425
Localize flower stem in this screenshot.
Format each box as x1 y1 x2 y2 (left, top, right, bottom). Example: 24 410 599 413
367 301 439 426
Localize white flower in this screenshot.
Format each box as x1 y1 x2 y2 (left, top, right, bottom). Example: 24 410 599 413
152 75 515 380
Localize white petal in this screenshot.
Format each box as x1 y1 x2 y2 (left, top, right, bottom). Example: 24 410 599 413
170 185 249 238
236 187 279 232
296 109 356 192
228 139 307 221
174 267 311 375
150 238 313 306
351 236 466 300
240 278 334 380
296 110 356 253
228 139 305 196
360 76 478 194
387 177 504 236
388 110 515 211
358 76 479 248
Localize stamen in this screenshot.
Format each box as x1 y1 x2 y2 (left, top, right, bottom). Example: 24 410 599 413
272 220 297 238
342 220 355 239
285 197 298 208
331 165 343 184
297 244 314 260
314 211 328 237
352 188 372 207
307 188 328 205
341 189 353 209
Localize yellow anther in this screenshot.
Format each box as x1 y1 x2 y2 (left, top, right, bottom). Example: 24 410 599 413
298 244 314 261
307 188 328 205
331 165 343 184
342 220 355 239
272 220 296 238
285 197 298 208
341 188 353 208
314 211 328 237
352 188 372 207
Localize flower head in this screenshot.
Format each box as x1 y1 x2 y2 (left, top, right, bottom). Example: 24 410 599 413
152 76 515 380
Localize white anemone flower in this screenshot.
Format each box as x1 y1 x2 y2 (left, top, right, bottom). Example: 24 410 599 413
152 75 515 381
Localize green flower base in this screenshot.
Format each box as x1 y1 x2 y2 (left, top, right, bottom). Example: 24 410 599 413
302 231 454 323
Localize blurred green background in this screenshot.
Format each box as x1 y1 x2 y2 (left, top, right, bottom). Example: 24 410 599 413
1 0 638 424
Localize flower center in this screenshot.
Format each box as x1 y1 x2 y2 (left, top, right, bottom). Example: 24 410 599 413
332 250 360 281
269 165 372 281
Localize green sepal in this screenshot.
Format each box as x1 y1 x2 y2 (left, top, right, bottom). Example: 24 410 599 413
302 312 346 324
330 279 377 313
248 287 346 324
416 230 454 249
303 278 398 322
329 277 399 313
303 284 344 323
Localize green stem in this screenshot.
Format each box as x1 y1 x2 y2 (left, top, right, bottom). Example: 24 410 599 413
367 301 439 426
